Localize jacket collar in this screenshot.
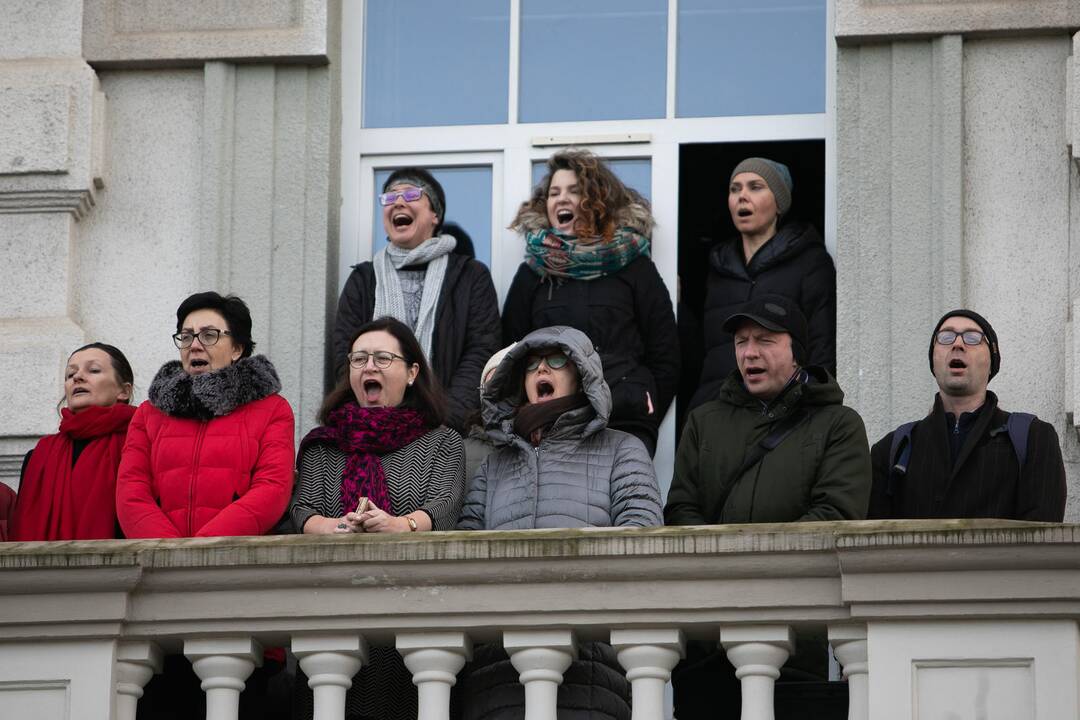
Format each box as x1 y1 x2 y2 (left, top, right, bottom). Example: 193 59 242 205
710 221 823 279
930 390 1000 481
148 355 282 420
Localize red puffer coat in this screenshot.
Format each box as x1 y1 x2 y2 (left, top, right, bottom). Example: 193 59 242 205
117 356 295 538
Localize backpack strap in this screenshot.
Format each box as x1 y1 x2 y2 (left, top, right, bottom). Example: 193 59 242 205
989 412 1035 468
736 407 810 479
887 421 918 496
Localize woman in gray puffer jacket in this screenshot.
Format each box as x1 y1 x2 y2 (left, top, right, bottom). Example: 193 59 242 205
457 325 662 720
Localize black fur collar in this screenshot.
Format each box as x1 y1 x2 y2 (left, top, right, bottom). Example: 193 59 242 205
148 355 282 420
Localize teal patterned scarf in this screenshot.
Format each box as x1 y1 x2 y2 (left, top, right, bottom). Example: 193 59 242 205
524 227 651 281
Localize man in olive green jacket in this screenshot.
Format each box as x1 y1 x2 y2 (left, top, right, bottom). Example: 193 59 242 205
665 295 871 720
666 294 870 525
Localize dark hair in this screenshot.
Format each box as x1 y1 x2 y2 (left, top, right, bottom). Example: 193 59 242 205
318 316 447 428
383 167 447 234
443 221 475 259
60 342 135 412
175 291 255 358
511 149 648 241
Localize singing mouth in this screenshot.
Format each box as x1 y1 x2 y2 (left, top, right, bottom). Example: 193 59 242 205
535 379 555 400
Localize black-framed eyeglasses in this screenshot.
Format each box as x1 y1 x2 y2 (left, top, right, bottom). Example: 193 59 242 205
935 330 986 347
378 186 424 206
525 352 570 372
348 350 407 369
173 328 232 349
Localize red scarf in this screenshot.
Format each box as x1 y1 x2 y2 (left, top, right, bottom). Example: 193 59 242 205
299 403 430 516
10 403 136 541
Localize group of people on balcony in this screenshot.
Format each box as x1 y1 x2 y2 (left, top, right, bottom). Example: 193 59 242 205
2 149 1068 720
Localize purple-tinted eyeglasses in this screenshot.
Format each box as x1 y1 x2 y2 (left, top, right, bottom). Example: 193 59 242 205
378 186 424 206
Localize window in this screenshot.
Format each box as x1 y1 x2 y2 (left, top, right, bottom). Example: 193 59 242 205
363 1 510 127
519 0 667 123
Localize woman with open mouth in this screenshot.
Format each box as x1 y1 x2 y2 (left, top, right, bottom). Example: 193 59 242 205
116 291 295 539
287 316 464 720
8 343 135 540
689 157 836 411
457 325 661 720
503 149 678 456
333 167 500 434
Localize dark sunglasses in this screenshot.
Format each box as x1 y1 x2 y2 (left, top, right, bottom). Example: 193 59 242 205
525 352 570 372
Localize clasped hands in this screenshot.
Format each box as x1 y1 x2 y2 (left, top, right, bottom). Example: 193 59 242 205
335 501 409 534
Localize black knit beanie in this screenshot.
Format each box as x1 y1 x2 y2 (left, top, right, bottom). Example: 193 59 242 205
928 309 1000 380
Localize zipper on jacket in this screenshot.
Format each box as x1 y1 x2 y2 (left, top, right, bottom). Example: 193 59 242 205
187 422 207 536
953 418 960 434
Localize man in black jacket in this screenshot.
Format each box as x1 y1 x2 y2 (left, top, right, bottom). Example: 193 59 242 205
869 309 1066 521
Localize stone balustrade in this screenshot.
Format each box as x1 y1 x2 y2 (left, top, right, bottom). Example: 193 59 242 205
0 520 1077 720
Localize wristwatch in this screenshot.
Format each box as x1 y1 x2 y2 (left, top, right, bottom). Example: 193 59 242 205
406 516 418 532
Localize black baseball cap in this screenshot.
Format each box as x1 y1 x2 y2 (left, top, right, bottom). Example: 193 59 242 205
722 295 809 364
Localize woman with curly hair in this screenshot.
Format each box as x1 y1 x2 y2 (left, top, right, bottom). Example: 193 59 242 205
502 149 679 456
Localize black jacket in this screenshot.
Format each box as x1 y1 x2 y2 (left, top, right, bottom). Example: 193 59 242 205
691 221 835 410
332 254 501 432
869 392 1066 521
501 256 679 455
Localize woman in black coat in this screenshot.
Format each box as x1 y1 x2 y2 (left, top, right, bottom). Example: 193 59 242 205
333 168 500 433
502 150 679 456
689 157 836 410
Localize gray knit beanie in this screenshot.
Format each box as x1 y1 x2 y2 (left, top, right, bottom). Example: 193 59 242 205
730 157 793 217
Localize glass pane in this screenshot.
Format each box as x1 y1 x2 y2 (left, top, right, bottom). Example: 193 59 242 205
530 158 652 203
363 1 509 127
373 166 493 269
519 0 667 123
677 0 825 117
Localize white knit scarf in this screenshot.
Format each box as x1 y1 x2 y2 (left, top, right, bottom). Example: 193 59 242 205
373 234 457 364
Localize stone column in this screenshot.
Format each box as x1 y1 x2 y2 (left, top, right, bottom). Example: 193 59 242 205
185 637 262 720
720 625 794 720
503 630 577 720
829 624 869 720
293 634 369 720
0 0 107 485
396 632 472 720
610 629 685 720
115 641 163 720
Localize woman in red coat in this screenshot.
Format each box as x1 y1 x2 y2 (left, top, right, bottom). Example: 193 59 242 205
10 343 135 540
117 292 294 538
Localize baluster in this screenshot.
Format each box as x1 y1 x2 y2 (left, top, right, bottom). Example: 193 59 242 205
829 624 868 720
503 630 577 720
720 625 793 720
115 641 162 720
293 633 369 720
185 637 262 720
610 629 685 720
396 631 472 720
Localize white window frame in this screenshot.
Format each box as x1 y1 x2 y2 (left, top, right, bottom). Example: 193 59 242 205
339 0 838 492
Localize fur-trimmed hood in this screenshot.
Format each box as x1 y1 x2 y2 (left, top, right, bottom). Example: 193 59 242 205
148 355 282 420
513 200 655 238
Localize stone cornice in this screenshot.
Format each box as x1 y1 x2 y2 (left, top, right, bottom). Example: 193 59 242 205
836 0 1080 43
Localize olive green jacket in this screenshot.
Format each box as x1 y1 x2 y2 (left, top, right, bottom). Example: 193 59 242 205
666 368 871 525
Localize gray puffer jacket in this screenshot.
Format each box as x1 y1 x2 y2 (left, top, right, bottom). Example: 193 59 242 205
457 325 662 530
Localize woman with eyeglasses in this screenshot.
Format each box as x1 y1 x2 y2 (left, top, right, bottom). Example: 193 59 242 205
287 316 464 720
116 291 295 539
689 157 835 412
333 167 500 434
503 149 678 456
9 343 135 541
457 325 660 720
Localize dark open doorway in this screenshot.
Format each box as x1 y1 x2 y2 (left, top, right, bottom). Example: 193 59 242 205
675 140 826 432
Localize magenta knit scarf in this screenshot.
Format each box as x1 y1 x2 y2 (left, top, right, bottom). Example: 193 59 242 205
299 402 429 516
